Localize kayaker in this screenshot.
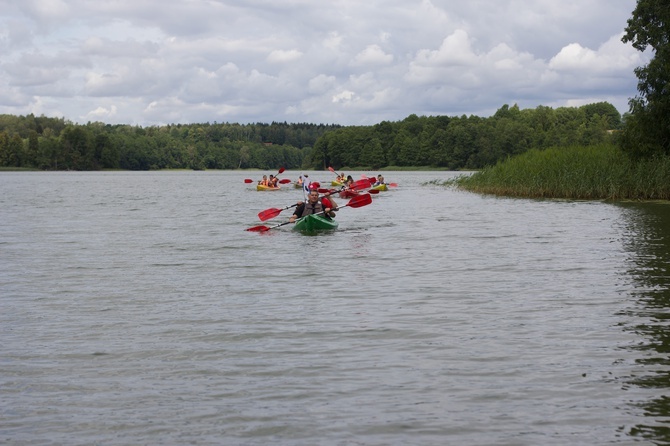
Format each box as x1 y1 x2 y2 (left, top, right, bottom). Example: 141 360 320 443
258 175 269 186
289 186 338 223
269 175 278 187
375 174 385 185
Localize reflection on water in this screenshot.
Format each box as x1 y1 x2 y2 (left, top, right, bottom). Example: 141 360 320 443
618 202 670 443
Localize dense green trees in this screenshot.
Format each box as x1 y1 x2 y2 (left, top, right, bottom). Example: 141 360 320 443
0 116 333 170
305 102 620 170
620 0 670 158
0 102 619 171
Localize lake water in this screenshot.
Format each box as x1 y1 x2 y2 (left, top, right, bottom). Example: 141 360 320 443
2 170 670 445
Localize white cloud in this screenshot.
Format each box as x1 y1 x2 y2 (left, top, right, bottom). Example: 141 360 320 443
0 0 647 125
351 45 394 66
267 49 303 63
85 104 118 121
332 90 355 103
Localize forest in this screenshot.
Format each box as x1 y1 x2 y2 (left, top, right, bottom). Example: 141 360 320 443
0 101 622 171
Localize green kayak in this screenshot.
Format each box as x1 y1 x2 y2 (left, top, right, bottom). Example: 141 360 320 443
293 214 339 232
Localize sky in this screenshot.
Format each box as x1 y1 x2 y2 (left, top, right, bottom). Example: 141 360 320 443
0 0 648 127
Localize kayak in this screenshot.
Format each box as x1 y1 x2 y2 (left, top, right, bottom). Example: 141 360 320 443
294 182 303 189
257 184 281 191
331 180 344 186
292 214 338 232
339 189 359 198
370 183 388 191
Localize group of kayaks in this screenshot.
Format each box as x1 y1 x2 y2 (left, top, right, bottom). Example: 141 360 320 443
246 171 395 234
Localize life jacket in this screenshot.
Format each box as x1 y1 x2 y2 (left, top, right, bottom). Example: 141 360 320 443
259 178 269 186
298 200 325 218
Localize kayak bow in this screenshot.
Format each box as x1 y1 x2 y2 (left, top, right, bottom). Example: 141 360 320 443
292 214 339 232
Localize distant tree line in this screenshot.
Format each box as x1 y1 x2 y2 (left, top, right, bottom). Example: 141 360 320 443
0 115 337 170
306 102 622 170
0 101 622 171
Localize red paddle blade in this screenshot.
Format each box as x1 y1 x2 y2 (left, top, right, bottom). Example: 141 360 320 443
318 188 335 194
278 167 286 174
258 208 282 221
244 179 253 183
368 189 380 194
347 193 372 208
350 179 372 191
279 178 291 184
246 225 270 232
388 183 398 187
328 166 336 173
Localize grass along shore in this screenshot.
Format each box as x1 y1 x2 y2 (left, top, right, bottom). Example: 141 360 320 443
446 143 670 201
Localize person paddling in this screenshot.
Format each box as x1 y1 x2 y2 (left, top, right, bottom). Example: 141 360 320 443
289 185 338 223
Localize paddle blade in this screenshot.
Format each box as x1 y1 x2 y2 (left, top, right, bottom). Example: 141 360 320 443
278 167 286 174
388 183 398 187
368 189 380 194
328 166 336 173
258 208 282 221
246 225 270 232
346 193 373 208
279 178 291 184
350 179 372 191
318 188 336 194
244 179 253 183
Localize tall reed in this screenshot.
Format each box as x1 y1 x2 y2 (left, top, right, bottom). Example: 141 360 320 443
448 144 670 200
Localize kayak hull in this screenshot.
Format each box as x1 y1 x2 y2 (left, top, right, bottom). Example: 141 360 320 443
370 183 388 191
339 189 359 198
293 214 339 232
257 184 281 191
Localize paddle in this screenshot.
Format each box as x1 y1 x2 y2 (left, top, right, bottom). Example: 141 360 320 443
246 194 372 232
362 174 396 188
248 167 286 185
258 202 299 221
328 166 345 179
363 176 377 186
278 178 292 184
340 178 372 192
259 180 365 221
318 187 379 195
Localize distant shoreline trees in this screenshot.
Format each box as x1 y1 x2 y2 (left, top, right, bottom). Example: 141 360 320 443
0 101 621 171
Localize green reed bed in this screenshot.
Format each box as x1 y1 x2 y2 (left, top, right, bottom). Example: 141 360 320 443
448 144 670 200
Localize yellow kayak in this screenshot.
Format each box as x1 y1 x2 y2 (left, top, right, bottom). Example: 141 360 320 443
257 184 281 191
370 183 388 191
331 180 344 186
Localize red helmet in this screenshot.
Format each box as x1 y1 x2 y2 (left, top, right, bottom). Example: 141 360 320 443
309 183 318 190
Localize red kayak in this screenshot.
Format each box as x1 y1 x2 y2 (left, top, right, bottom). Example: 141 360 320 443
339 189 359 199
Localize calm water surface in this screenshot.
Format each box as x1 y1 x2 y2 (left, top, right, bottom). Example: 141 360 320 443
2 171 670 445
